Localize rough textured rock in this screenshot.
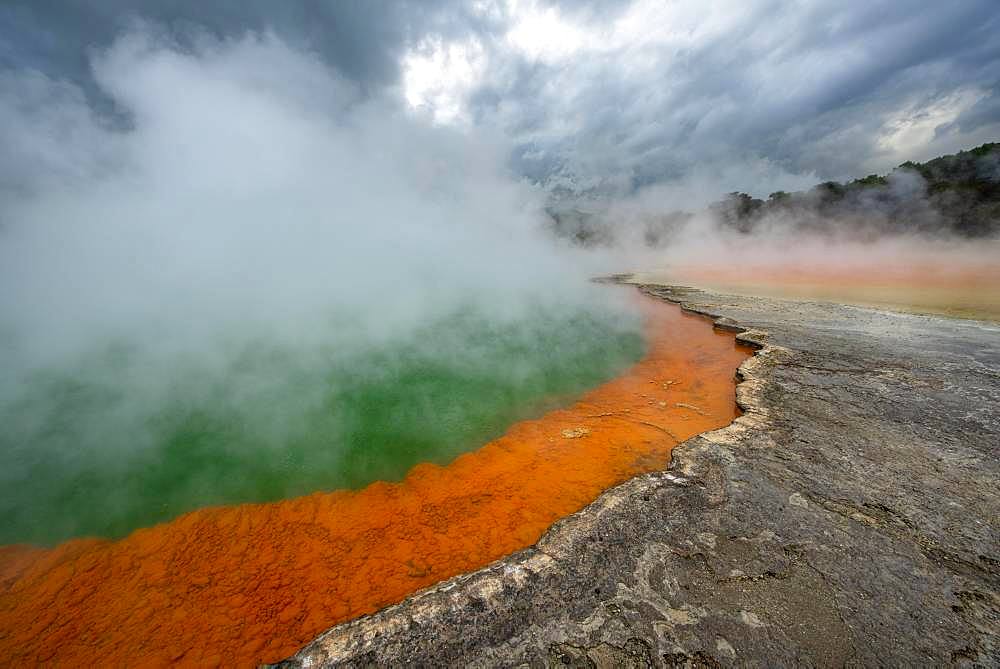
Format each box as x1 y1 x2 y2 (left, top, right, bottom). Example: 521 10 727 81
274 283 1000 668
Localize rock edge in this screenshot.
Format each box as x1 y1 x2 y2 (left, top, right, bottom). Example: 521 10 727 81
273 281 1000 668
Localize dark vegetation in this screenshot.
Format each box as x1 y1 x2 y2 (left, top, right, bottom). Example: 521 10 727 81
547 142 1000 245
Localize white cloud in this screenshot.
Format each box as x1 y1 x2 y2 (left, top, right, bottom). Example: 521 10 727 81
505 0 591 63
876 88 989 161
402 36 487 124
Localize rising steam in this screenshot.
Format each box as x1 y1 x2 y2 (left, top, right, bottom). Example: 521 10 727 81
0 27 642 543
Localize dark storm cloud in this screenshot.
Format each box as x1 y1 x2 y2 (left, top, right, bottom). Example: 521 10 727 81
463 0 1000 199
0 0 473 93
2 0 999 201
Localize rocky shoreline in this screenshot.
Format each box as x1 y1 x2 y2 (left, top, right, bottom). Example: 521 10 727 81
274 282 1000 667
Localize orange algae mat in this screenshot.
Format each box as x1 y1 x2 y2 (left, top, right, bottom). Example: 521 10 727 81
0 296 750 667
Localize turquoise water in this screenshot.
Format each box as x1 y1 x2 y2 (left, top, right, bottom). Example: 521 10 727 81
0 304 644 545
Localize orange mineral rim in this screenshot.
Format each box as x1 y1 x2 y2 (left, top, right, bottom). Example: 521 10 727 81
0 294 750 667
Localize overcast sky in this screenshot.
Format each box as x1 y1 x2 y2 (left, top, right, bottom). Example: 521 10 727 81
3 0 999 203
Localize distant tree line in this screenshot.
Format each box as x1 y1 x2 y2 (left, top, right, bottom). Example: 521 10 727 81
710 142 1000 238
546 142 1000 245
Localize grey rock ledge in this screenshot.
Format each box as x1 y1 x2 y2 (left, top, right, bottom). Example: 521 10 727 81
273 282 1000 668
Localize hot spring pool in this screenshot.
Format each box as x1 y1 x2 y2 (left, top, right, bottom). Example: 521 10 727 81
0 303 645 545
0 294 751 667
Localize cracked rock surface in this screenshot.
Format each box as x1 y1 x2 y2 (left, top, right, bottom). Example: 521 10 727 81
274 283 1000 668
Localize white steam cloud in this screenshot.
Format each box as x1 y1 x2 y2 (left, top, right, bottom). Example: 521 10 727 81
0 27 625 377
0 27 649 543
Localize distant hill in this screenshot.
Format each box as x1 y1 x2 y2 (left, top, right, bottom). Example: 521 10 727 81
712 142 1000 238
547 143 1000 245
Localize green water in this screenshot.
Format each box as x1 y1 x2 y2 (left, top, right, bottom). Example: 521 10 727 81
0 305 644 545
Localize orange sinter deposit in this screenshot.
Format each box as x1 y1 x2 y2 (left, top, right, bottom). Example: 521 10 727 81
640 243 1000 322
0 296 750 667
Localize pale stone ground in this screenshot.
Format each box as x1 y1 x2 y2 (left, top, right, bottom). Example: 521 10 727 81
275 281 1000 668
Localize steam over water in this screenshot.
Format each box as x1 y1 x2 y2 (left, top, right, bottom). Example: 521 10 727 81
0 308 642 545
0 30 643 544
